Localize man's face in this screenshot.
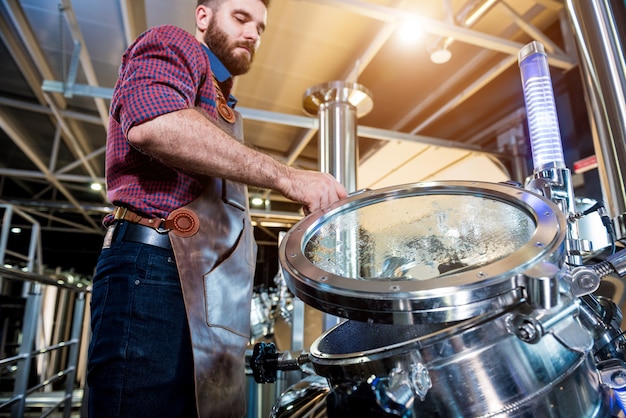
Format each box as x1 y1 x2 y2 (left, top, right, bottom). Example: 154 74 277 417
203 0 267 76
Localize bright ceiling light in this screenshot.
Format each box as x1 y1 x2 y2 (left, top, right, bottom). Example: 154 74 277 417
90 182 103 191
250 196 264 207
259 221 293 228
430 48 452 64
396 18 424 43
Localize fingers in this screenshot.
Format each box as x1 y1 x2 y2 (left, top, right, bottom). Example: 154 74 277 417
303 173 346 215
281 169 347 215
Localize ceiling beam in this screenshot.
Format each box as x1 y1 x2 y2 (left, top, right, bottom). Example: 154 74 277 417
0 168 104 184
282 0 410 172
1 0 104 188
410 54 518 134
304 0 575 70
394 2 565 134
0 107 100 230
119 0 147 46
38 79 502 155
0 0 61 104
500 0 565 54
0 96 102 125
59 0 109 128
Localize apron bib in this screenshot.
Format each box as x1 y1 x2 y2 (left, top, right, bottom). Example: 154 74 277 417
168 109 257 418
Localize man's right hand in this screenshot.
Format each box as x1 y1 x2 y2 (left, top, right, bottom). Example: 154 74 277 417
279 169 347 215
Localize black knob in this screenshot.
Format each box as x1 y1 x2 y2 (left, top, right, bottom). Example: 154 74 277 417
250 342 279 383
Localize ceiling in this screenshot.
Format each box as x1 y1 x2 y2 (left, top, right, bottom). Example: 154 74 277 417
0 0 579 275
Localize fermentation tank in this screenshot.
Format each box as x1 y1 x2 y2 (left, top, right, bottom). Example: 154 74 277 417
256 180 620 417
249 31 626 417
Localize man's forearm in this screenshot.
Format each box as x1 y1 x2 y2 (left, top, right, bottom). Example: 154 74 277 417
127 108 289 191
127 107 347 213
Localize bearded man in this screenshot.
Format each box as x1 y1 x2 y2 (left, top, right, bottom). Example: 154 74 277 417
86 1 347 416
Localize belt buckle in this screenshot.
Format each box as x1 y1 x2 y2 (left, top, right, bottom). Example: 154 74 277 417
114 206 128 221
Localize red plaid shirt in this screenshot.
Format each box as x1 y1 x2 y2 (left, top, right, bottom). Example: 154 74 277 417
104 25 236 226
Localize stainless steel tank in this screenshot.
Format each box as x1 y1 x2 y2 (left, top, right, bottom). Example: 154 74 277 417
275 181 613 417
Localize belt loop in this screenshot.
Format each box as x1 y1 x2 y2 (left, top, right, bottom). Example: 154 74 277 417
112 220 127 242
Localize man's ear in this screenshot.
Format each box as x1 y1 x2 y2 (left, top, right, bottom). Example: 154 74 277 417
195 5 212 31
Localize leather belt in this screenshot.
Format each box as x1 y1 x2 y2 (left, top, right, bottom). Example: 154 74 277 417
111 221 172 250
113 206 172 230
113 206 199 238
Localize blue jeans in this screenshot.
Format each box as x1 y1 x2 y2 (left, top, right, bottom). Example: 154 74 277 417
87 222 197 417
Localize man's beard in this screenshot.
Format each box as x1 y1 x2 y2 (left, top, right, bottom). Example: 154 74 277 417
203 19 256 76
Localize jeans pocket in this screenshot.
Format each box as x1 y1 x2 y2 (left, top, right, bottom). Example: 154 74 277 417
89 249 138 346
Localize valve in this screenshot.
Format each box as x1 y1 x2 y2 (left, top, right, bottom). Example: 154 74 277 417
249 342 310 383
369 363 432 416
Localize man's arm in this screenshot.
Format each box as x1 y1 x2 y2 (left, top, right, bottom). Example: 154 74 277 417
127 107 347 214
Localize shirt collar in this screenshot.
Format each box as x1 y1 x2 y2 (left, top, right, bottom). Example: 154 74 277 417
202 45 238 107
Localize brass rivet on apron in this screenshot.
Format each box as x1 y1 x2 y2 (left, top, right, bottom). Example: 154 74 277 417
173 212 195 232
218 101 236 123
166 208 200 237
213 76 236 124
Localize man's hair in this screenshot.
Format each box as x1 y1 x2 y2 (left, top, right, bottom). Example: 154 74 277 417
197 0 270 9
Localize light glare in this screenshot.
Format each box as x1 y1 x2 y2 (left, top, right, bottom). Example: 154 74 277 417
396 18 424 43
251 197 264 206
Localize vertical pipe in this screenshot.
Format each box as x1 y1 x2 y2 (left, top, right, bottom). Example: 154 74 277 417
11 282 42 418
303 81 373 331
564 0 626 238
303 81 373 193
0 205 12 265
318 102 359 192
62 292 85 417
496 126 529 183
0 205 13 293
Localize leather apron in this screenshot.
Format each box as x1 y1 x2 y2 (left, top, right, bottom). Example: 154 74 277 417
167 108 257 418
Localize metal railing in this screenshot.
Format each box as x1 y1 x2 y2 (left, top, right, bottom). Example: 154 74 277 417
1 203 90 417
0 266 89 418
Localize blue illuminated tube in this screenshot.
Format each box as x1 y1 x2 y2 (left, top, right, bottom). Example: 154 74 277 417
518 41 565 171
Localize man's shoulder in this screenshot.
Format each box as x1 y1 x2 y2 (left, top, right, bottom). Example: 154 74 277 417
123 25 206 67
142 25 198 46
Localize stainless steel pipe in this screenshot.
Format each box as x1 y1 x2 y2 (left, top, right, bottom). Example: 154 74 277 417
564 0 626 238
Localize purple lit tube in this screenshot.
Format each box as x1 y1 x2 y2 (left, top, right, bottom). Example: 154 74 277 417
518 41 565 170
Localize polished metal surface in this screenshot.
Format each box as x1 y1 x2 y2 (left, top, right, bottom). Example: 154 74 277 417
302 81 373 195
250 288 277 343
273 180 623 417
576 197 611 253
302 81 374 119
307 301 611 417
269 375 330 418
564 0 626 235
280 181 567 323
303 81 374 331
